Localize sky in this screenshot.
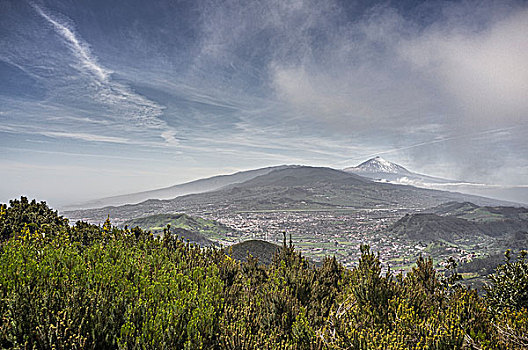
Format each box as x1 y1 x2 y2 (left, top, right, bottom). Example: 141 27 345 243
1 0 527 206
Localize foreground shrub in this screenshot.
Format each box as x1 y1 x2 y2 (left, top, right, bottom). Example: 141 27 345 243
0 231 223 349
485 250 528 312
323 247 525 350
1 198 528 349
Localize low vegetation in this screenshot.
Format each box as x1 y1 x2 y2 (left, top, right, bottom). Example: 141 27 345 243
1 197 527 349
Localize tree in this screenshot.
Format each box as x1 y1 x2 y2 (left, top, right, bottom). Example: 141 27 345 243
0 196 69 240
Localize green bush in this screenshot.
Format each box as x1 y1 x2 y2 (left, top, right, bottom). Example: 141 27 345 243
0 197 69 241
0 228 223 349
1 198 527 349
485 250 528 312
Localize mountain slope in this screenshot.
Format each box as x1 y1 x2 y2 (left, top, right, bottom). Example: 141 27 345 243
64 165 293 210
226 166 368 188
64 166 512 224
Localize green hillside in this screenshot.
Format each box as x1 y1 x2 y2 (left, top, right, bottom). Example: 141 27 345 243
386 202 528 289
123 213 239 243
432 201 528 222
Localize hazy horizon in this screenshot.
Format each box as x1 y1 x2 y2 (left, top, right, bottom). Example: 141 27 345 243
1 0 527 206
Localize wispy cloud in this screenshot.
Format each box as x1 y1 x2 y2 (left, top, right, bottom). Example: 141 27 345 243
30 4 178 145
40 131 130 144
33 4 110 82
0 146 177 163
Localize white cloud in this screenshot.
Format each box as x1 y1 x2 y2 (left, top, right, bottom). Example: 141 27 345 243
400 8 528 126
160 130 179 146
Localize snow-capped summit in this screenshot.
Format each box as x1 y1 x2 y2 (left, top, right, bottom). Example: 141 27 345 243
345 156 411 175
343 157 526 205
343 156 453 185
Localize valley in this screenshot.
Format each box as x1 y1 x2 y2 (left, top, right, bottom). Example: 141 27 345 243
200 206 504 276
62 160 527 283
203 208 413 269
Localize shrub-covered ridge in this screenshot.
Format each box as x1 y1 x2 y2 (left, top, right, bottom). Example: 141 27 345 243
0 197 527 349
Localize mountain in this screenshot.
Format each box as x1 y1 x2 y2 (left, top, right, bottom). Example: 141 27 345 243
344 157 528 205
344 156 453 184
123 213 240 246
226 240 281 265
64 166 513 225
346 156 413 175
64 165 294 210
64 158 524 214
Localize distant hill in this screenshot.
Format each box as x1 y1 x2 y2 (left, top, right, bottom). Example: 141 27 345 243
171 227 217 247
387 202 528 242
428 201 528 238
123 213 240 246
428 202 481 216
64 165 294 210
389 213 482 241
226 240 281 265
430 201 528 222
64 166 513 224
385 201 528 289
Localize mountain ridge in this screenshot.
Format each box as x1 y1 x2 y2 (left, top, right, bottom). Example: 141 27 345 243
63 158 526 212
63 165 295 210
63 166 515 225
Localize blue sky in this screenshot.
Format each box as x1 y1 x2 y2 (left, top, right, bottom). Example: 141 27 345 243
1 0 527 206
